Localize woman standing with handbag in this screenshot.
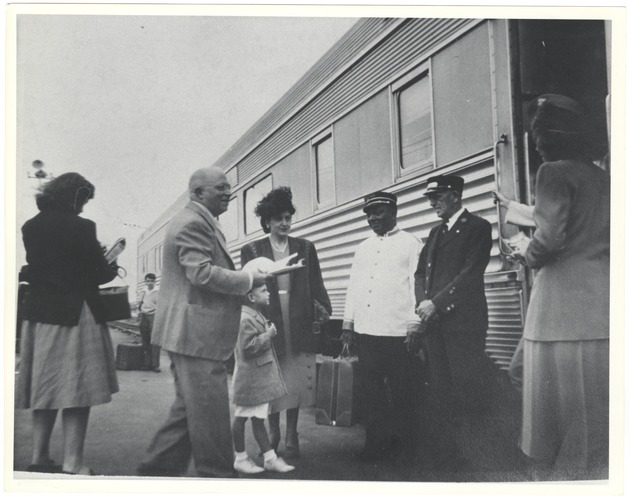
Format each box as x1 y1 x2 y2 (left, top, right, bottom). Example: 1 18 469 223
241 187 331 459
16 172 120 475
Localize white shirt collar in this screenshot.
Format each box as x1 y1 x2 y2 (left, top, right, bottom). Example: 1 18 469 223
192 201 223 230
446 207 466 230
374 225 400 238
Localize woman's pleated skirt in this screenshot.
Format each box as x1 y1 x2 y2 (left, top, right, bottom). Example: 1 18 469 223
16 303 119 410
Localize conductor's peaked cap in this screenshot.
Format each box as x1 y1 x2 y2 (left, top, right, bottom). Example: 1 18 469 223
423 175 464 196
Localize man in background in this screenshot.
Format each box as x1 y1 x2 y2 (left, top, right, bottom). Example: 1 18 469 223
138 272 160 372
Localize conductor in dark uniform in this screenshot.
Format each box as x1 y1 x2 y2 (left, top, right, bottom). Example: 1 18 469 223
413 174 493 468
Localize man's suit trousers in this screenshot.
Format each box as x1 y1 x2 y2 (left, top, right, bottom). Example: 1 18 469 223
138 351 237 478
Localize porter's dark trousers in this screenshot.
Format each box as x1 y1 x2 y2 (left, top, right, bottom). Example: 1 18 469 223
356 334 422 458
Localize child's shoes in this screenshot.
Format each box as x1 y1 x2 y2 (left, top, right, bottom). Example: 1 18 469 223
234 456 264 474
263 456 295 473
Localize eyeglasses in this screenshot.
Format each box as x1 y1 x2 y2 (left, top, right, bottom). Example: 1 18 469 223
196 184 232 193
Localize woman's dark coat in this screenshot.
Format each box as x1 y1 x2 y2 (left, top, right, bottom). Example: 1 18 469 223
20 209 118 326
240 236 331 358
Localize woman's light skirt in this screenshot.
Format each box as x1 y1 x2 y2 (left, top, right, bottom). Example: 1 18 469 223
521 338 609 474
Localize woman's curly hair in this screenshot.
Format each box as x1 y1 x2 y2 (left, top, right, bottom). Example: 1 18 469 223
36 172 95 214
254 186 296 233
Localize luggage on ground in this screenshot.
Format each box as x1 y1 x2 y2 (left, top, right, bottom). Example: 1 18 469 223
315 344 359 427
116 341 143 370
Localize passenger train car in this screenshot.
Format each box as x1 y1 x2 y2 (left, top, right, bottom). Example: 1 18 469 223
137 17 611 370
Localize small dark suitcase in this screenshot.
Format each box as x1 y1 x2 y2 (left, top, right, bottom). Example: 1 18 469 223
116 342 144 370
315 348 359 427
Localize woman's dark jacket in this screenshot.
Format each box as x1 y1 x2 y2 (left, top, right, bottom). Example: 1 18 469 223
20 209 118 326
240 236 331 358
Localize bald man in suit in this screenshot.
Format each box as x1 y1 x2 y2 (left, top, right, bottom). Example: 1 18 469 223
138 167 269 478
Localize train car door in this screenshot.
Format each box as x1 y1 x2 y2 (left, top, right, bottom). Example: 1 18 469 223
515 19 609 208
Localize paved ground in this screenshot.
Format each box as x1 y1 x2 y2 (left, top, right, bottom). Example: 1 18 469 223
11 327 555 484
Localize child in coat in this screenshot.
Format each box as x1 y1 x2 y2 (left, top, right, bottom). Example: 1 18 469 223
231 282 294 474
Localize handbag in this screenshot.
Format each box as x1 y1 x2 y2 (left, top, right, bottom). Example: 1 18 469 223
98 286 131 322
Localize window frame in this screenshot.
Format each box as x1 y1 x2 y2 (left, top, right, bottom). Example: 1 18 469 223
226 167 238 189
141 253 148 275
244 174 273 236
220 195 240 243
391 62 435 179
310 127 336 212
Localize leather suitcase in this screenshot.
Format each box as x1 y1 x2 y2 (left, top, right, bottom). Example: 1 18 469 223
315 353 359 427
116 342 144 370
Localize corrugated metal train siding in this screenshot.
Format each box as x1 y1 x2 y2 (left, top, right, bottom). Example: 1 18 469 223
231 18 476 184
217 19 398 182
485 284 525 370
229 156 522 370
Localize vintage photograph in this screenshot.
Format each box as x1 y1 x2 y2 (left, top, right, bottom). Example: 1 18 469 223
5 2 624 494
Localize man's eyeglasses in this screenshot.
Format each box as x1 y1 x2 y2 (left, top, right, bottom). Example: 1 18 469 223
196 184 232 193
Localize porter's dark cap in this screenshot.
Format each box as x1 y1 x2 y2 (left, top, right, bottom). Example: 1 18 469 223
363 191 397 212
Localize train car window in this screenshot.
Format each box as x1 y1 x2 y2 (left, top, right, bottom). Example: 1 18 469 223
313 133 335 208
244 175 273 235
432 23 493 167
272 144 312 220
220 196 239 242
334 90 391 203
393 71 433 175
399 78 432 170
148 249 155 274
226 168 238 188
